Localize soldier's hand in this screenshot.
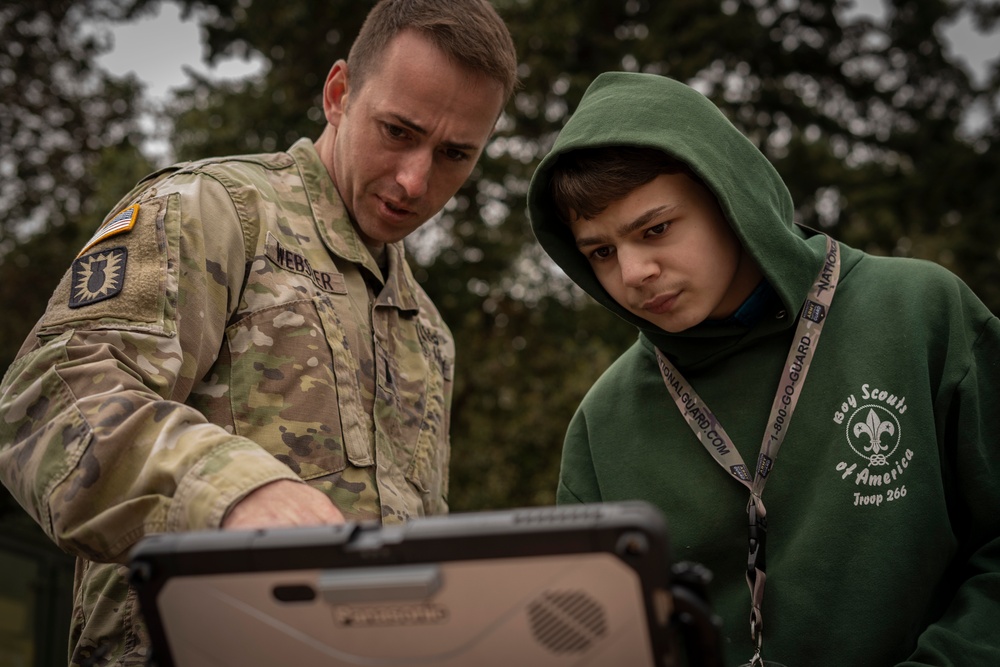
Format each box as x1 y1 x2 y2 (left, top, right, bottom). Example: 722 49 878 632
222 479 346 529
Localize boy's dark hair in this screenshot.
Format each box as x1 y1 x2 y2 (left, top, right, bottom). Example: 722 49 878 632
549 145 694 223
348 0 519 102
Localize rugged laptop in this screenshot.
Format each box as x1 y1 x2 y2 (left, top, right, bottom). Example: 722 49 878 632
128 501 722 667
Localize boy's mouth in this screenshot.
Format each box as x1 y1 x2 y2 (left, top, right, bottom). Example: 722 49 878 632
641 292 680 315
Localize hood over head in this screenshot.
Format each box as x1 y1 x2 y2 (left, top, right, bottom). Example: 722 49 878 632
528 72 830 364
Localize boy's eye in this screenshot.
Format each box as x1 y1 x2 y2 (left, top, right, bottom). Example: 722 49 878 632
591 246 615 260
646 222 668 237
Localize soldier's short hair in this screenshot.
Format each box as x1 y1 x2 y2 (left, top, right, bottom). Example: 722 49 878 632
348 0 519 102
549 146 700 224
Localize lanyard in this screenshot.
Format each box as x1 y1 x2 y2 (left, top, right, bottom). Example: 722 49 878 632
655 236 840 666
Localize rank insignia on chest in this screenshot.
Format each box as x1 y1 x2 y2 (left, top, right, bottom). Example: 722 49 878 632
78 203 140 257
70 247 128 308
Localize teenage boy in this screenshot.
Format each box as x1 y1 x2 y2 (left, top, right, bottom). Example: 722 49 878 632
527 71 1000 667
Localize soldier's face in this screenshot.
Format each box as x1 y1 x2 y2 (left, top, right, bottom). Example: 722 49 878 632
321 30 504 247
570 172 762 333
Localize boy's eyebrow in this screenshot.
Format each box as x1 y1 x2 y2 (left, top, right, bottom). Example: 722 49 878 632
389 113 479 152
575 204 679 248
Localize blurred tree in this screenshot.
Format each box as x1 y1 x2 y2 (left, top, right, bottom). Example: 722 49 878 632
164 0 371 159
0 0 154 369
0 5 154 659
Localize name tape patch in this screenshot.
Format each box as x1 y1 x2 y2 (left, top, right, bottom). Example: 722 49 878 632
264 232 347 294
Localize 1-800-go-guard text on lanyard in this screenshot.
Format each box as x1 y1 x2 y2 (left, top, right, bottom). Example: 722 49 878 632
655 235 840 667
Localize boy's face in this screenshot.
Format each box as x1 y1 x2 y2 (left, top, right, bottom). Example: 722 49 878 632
570 172 761 333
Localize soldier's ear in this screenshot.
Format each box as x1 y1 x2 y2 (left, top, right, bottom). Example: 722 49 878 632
323 60 350 127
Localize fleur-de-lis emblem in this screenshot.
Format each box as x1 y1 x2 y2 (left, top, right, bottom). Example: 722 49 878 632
853 409 895 465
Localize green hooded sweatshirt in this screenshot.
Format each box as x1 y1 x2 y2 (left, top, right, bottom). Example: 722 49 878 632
527 72 1000 667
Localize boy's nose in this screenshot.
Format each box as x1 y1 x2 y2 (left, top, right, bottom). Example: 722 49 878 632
619 247 659 286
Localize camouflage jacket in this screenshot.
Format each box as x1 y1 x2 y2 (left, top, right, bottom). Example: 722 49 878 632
0 139 454 665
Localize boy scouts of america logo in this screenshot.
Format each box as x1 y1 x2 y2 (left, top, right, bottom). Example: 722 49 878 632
70 248 127 308
833 385 912 503
846 405 900 464
833 385 907 466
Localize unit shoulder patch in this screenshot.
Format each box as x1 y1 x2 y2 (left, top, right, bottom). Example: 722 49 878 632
78 204 140 257
70 247 128 308
39 195 169 333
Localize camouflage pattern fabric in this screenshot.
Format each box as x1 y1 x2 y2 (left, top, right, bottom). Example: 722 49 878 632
0 139 454 665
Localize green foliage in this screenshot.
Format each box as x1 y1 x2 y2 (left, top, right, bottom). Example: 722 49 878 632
166 0 372 160
2 0 997 514
0 0 153 369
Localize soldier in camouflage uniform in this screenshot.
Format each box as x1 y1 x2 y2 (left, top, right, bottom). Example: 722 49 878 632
0 0 518 664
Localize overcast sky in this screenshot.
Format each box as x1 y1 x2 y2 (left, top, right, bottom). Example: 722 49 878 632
96 2 998 102
94 4 264 102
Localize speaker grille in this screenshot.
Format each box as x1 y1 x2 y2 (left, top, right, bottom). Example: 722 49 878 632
527 590 607 654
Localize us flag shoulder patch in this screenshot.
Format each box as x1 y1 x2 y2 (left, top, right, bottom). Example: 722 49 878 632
77 204 140 257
